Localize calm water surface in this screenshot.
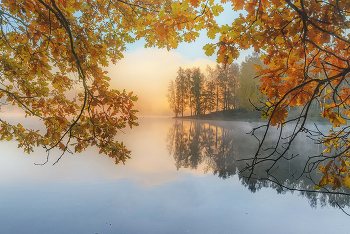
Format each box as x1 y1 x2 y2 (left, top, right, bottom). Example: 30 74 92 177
0 117 349 234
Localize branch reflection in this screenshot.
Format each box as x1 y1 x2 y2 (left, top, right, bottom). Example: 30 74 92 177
166 120 350 210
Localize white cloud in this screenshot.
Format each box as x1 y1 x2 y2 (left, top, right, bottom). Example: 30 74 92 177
105 48 217 116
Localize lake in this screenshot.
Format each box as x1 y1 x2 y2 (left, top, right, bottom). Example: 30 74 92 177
0 117 349 234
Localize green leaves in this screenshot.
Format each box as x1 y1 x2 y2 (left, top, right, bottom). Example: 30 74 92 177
130 96 138 102
203 43 216 56
211 4 224 16
207 29 217 39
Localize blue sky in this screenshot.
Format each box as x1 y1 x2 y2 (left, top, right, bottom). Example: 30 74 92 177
126 2 250 62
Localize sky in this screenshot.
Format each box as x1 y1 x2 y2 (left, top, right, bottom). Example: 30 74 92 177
105 3 252 117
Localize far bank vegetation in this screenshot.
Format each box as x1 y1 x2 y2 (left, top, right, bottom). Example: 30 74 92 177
167 53 265 119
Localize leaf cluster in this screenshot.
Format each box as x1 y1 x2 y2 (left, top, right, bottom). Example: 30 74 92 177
205 0 350 192
0 0 219 163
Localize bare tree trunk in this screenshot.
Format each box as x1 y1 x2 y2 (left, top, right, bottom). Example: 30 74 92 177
210 82 213 113
227 87 230 110
216 86 219 112
190 96 192 116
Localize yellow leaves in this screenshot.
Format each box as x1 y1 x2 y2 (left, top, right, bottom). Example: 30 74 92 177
317 173 333 188
322 147 331 154
335 114 347 126
253 64 262 71
217 50 226 63
323 108 347 127
7 84 13 91
184 31 199 42
211 4 224 16
100 57 108 67
5 133 13 141
274 36 284 44
159 9 165 18
342 175 350 189
318 164 325 172
315 159 350 190
345 161 350 167
203 43 216 56
171 2 180 15
66 6 75 14
261 110 269 120
207 28 218 39
52 75 71 90
234 17 245 25
320 100 348 127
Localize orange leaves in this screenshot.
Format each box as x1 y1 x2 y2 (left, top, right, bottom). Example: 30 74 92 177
231 0 245 10
332 114 347 127
195 0 350 194
265 102 288 127
155 26 168 40
0 0 150 163
189 0 200 7
322 104 347 127
75 143 83 153
52 75 71 90
212 1 349 114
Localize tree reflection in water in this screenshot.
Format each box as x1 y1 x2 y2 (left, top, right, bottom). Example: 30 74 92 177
166 120 350 211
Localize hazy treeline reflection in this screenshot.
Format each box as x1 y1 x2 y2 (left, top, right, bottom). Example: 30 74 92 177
166 120 350 209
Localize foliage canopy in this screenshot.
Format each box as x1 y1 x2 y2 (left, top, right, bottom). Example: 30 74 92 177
203 0 350 192
2 0 350 193
0 0 219 164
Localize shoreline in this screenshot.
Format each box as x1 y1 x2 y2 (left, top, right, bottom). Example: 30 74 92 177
172 110 263 121
171 109 329 123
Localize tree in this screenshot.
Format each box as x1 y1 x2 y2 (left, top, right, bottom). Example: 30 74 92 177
237 53 265 111
226 63 240 110
204 0 350 191
190 67 205 115
215 63 239 111
203 63 239 113
0 0 219 164
175 67 190 117
167 80 180 117
204 65 218 113
185 68 195 116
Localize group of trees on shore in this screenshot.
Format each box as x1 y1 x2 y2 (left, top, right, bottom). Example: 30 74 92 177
167 53 266 117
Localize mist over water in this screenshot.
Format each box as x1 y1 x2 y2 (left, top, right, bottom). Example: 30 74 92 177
0 117 349 234
166 119 350 207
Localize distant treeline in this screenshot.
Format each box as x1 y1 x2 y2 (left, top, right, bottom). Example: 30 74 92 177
167 53 266 117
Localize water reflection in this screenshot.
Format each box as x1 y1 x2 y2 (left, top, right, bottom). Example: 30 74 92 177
166 120 350 209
